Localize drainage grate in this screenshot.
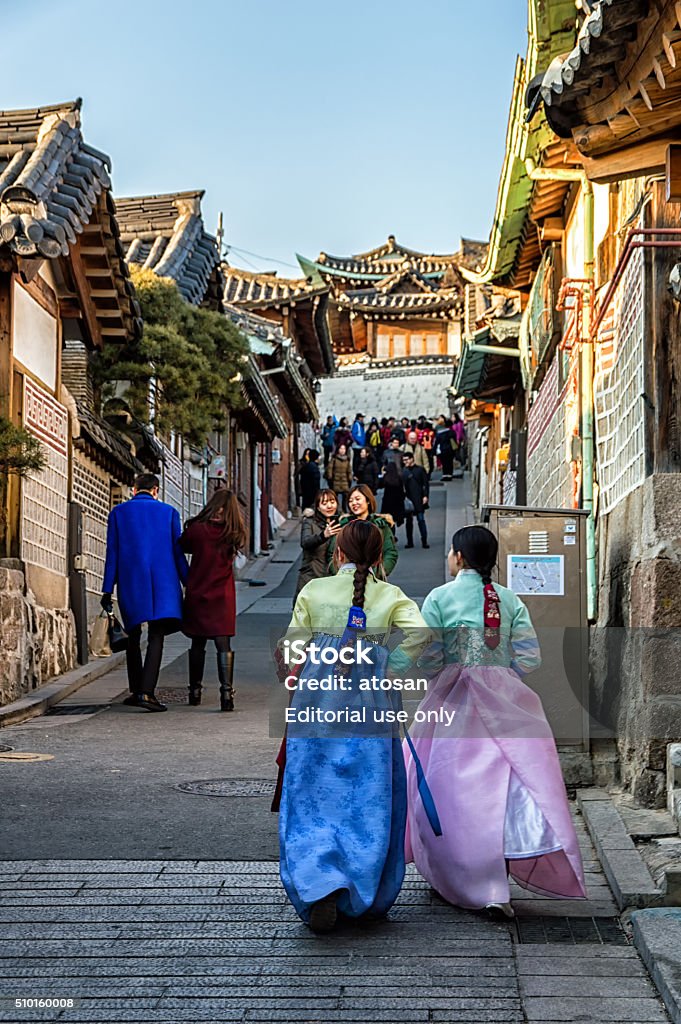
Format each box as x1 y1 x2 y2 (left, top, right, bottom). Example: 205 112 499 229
46 705 108 716
514 915 627 945
154 688 190 704
176 778 276 798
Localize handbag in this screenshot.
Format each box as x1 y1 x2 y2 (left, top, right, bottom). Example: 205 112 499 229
107 613 129 653
89 611 111 658
404 497 415 514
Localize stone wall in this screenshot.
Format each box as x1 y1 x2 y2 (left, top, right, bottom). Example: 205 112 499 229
318 360 453 422
591 473 681 807
0 558 76 707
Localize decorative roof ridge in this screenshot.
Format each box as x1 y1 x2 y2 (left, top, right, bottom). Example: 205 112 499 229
0 98 82 124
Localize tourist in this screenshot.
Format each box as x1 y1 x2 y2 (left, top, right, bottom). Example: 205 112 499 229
402 452 430 549
325 442 353 511
381 435 404 471
403 430 429 473
379 460 406 531
277 519 430 932
329 483 398 576
355 446 379 493
101 472 189 713
298 448 321 509
419 420 436 475
180 489 247 712
435 415 455 480
321 415 337 468
295 489 342 599
334 417 353 451
452 413 467 468
404 525 586 916
367 417 383 460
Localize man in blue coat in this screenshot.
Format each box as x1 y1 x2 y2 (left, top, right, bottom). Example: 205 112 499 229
101 473 189 712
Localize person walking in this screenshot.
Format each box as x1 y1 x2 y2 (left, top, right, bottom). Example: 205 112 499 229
351 412 366 473
295 489 342 598
101 472 189 712
328 484 398 577
381 435 404 471
404 525 586 916
379 460 406 531
180 490 247 712
367 417 383 461
355 446 379 493
325 442 353 511
419 421 436 476
402 452 430 549
403 430 429 473
452 413 467 469
435 415 455 480
321 416 337 468
334 417 353 451
298 448 321 509
277 519 431 932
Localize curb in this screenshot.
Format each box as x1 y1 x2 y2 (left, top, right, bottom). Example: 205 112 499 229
577 787 663 910
0 652 127 729
631 908 681 1024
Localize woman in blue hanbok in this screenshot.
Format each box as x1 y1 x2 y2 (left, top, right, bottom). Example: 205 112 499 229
277 519 431 932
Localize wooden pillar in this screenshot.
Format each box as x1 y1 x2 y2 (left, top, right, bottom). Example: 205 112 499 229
0 270 20 558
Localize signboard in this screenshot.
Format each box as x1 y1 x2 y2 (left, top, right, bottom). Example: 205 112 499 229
507 554 565 597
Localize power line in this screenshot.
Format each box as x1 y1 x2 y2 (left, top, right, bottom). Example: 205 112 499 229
225 244 301 272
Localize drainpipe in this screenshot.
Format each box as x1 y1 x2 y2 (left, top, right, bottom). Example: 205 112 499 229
525 159 598 619
582 181 597 622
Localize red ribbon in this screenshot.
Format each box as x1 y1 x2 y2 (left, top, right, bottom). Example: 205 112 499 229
483 583 501 649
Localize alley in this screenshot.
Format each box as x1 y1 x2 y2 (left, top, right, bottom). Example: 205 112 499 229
0 482 671 1023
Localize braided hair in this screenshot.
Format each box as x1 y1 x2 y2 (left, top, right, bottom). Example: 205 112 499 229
337 519 384 612
452 526 501 648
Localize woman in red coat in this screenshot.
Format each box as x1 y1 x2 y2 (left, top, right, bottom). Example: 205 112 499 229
180 490 247 712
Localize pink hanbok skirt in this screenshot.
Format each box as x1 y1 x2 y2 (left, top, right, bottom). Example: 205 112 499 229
404 663 586 908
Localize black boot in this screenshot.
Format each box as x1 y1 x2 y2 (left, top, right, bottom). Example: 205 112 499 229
217 650 235 712
188 647 205 706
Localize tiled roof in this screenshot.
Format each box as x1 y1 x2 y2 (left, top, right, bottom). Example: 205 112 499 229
337 286 463 318
117 192 219 306
0 99 141 343
0 100 111 258
221 264 324 307
301 236 468 281
74 401 144 481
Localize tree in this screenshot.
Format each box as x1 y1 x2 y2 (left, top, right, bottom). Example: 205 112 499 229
94 268 247 446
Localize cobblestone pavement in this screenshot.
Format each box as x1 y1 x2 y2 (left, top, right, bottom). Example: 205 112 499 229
0 811 670 1024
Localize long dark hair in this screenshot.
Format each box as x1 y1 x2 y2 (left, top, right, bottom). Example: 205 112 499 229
187 490 247 555
336 519 383 611
452 525 498 585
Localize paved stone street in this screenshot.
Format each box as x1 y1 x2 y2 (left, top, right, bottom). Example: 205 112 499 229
0 484 671 1022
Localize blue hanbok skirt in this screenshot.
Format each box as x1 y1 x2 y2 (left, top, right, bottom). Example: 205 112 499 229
279 635 407 923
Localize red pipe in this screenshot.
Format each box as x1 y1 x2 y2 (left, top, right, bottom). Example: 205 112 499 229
591 229 681 340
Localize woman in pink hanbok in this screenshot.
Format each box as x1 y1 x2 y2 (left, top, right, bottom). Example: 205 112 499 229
404 525 585 916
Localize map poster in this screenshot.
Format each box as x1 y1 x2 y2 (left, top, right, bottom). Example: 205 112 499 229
507 554 565 597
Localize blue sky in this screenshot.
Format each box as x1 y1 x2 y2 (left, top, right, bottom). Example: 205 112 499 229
3 0 527 272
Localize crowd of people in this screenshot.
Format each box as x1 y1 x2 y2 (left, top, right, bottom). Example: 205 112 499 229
297 412 467 580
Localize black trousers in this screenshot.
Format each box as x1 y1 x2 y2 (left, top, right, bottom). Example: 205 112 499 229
126 620 169 695
190 636 231 654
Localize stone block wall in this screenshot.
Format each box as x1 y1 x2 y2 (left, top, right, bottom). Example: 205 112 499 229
0 559 76 707
591 473 681 807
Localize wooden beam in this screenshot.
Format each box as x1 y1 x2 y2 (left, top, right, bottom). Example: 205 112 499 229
79 246 108 257
665 143 681 200
69 240 103 350
581 135 681 183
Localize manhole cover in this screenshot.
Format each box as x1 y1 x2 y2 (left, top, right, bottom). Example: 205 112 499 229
514 916 626 945
176 778 276 797
0 744 13 753
154 688 190 704
0 751 54 763
46 705 108 716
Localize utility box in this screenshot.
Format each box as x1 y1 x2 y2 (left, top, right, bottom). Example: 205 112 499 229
482 505 589 749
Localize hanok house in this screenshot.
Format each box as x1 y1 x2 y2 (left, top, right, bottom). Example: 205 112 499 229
115 191 225 523
528 0 681 812
221 263 333 534
0 100 142 702
296 236 487 420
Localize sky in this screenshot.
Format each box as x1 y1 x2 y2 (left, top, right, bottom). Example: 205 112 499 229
2 0 527 274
